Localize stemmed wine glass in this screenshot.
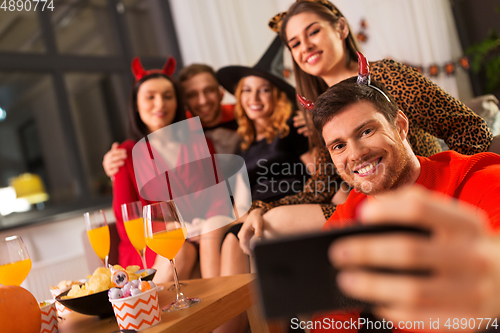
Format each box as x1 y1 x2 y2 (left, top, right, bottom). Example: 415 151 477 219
0 235 32 286
84 210 110 267
144 200 201 312
122 201 148 269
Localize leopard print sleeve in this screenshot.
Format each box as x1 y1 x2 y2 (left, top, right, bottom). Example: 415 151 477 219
250 146 339 219
371 60 492 156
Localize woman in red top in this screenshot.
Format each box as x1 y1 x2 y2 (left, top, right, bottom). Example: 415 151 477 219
112 57 222 284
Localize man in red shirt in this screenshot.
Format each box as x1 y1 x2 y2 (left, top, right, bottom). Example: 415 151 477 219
306 76 500 332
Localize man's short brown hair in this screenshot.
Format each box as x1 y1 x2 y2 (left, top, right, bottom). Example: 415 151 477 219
313 77 399 141
177 64 219 84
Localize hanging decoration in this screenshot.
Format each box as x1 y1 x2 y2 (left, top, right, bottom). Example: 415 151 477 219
429 64 440 77
444 62 456 75
283 68 292 79
353 18 469 77
356 18 369 43
402 56 470 78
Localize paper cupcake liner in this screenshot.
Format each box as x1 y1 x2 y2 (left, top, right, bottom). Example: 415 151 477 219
50 288 72 316
40 301 58 333
110 287 161 331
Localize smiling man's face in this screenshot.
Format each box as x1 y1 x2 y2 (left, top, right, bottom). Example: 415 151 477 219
182 72 223 127
322 100 412 195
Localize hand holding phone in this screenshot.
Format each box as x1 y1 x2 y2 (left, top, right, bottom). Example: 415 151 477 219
253 224 429 319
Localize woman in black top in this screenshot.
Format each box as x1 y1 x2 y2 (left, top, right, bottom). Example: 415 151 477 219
234 75 311 202
211 39 313 333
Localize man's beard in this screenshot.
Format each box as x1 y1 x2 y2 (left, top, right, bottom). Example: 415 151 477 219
345 141 413 195
195 105 220 124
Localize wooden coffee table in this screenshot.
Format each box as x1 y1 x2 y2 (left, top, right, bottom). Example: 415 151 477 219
58 273 277 333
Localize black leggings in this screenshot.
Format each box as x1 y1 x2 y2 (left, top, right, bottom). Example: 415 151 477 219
223 223 243 241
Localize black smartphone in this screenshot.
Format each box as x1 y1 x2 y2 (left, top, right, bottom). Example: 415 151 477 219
253 224 430 319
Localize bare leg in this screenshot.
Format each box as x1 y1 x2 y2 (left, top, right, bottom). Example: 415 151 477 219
199 227 226 278
220 233 250 276
261 204 326 240
213 234 250 333
151 241 198 285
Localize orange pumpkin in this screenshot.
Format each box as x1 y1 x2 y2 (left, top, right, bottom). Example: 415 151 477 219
0 285 41 333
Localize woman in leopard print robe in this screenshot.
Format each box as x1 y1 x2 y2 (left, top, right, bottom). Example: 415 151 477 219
236 0 495 250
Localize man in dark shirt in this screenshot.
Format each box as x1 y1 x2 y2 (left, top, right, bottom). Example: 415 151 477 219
179 64 240 155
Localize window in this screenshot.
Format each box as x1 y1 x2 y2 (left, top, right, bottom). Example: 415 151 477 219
0 11 45 53
0 0 182 229
52 0 119 56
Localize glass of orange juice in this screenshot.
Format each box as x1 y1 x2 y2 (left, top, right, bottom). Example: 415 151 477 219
121 201 147 269
84 210 110 267
144 200 201 312
0 235 32 286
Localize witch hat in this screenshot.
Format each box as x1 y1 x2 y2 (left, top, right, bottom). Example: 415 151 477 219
216 36 295 102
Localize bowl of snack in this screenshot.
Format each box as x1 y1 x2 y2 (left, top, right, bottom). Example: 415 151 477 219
56 265 156 317
50 279 86 316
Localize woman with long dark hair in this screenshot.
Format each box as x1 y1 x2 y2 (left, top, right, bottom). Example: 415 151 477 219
113 57 225 284
239 0 497 254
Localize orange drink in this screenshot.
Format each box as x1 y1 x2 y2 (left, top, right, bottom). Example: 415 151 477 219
146 227 186 260
87 226 110 260
0 258 32 286
124 218 146 251
84 210 110 266
122 201 147 268
144 201 200 311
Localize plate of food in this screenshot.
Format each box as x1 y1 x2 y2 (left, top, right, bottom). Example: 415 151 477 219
55 265 156 317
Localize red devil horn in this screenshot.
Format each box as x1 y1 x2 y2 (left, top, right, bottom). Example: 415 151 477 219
131 57 146 81
162 57 176 77
297 94 314 111
357 51 369 75
356 51 370 85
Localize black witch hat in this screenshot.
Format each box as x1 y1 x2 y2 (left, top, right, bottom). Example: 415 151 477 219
216 36 295 102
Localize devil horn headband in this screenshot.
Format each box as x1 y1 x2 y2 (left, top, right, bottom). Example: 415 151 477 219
297 93 315 111
131 56 177 82
356 52 391 102
356 51 370 85
296 52 391 112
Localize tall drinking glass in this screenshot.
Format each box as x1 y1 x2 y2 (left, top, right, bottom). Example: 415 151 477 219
84 210 110 267
122 201 147 269
144 201 201 312
0 235 32 286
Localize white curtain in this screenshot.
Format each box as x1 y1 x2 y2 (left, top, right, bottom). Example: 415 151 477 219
168 0 473 100
168 0 294 69
358 0 473 100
